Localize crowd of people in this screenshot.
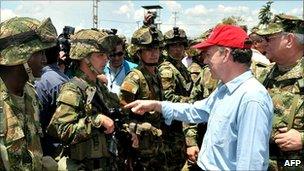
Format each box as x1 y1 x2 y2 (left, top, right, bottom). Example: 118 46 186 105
0 11 303 171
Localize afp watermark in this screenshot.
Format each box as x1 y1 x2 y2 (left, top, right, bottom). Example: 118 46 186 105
284 160 302 167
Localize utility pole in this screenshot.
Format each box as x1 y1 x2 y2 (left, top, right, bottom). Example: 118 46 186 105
172 11 178 27
93 0 99 29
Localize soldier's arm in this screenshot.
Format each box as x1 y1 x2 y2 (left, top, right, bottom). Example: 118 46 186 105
47 83 106 145
119 71 140 105
159 65 190 103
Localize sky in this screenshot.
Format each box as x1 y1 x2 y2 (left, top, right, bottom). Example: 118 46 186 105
1 0 303 40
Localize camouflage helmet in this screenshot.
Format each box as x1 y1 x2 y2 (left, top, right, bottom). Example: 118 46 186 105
70 29 120 60
186 38 202 58
0 17 57 66
257 14 304 36
164 27 188 47
118 34 127 43
131 25 164 52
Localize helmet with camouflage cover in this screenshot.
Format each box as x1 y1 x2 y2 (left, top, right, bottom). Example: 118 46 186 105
164 27 188 47
0 17 57 66
256 14 304 36
131 25 164 53
186 38 202 58
70 29 120 60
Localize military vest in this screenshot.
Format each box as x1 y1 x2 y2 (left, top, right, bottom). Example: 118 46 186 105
50 74 114 161
121 66 163 127
0 81 43 171
159 56 193 103
120 66 165 159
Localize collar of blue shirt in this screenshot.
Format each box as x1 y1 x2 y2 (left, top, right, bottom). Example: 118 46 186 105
219 70 253 94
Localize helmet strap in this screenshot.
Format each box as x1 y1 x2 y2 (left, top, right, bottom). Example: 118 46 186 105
84 58 102 75
140 58 158 66
23 63 35 83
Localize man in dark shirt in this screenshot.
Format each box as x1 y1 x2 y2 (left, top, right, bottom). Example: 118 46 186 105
35 46 69 157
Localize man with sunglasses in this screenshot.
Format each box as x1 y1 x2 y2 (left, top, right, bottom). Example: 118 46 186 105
0 17 58 171
257 14 304 171
104 36 137 95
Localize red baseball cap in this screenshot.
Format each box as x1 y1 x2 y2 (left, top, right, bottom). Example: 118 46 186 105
193 25 251 50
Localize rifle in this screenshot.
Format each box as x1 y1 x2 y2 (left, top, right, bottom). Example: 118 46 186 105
92 83 136 170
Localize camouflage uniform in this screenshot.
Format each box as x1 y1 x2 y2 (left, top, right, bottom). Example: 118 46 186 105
120 26 165 170
183 32 216 171
47 29 121 170
188 62 202 83
251 60 272 82
0 17 57 170
190 66 219 102
182 66 219 171
158 27 193 170
186 39 205 83
257 14 304 171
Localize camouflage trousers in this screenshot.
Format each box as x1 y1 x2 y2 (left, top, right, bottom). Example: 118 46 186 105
128 134 166 171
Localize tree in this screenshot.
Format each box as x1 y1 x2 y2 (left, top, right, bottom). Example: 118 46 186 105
258 1 273 26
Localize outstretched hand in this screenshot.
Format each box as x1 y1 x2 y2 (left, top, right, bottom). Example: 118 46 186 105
124 100 162 115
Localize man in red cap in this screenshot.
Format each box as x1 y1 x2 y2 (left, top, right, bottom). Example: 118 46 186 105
124 25 273 170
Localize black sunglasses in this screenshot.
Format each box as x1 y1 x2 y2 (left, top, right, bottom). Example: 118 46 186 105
109 51 124 58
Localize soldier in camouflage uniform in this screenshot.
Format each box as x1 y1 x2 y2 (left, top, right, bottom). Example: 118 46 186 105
186 38 204 83
0 17 58 170
158 27 193 170
183 50 219 171
47 29 121 170
119 26 165 170
256 14 304 171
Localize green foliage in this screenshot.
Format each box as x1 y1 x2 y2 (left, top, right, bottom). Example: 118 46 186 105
258 1 273 26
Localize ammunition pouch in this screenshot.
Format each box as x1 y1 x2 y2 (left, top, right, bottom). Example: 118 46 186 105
68 130 110 161
123 122 163 157
137 131 163 158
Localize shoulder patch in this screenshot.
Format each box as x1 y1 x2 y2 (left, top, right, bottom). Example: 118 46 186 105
121 71 140 94
126 71 141 82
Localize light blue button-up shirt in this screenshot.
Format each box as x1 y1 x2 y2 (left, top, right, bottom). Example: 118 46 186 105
162 71 273 170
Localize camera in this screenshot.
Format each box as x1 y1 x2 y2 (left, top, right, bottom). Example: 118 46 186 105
57 26 75 72
57 26 75 57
